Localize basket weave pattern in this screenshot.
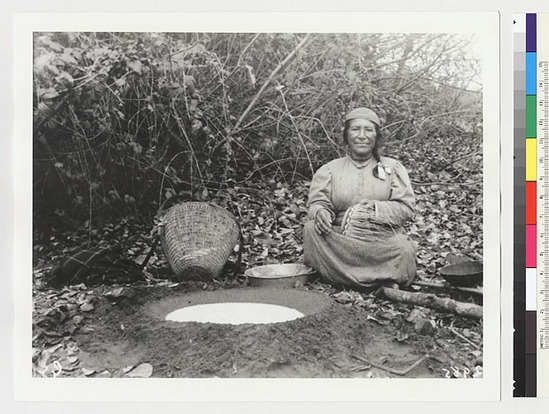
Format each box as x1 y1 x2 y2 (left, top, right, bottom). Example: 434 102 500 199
160 202 240 279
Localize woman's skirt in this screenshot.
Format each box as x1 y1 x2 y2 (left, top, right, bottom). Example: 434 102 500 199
303 221 416 288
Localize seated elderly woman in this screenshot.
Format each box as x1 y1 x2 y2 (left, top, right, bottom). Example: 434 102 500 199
303 107 416 289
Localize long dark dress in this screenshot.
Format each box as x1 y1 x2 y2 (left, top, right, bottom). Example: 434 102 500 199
303 155 417 288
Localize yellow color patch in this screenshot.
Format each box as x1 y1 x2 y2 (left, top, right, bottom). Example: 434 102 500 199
526 138 537 181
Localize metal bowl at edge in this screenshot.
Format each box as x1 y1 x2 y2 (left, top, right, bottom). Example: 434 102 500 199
245 264 316 288
438 261 483 287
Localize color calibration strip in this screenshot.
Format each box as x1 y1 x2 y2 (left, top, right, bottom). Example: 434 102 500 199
526 12 538 396
514 13 527 397
514 13 537 397
536 13 549 399
516 13 549 397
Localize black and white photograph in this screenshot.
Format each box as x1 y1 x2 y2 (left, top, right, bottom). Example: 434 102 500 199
14 11 500 401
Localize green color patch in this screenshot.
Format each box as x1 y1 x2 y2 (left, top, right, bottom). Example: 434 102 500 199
526 95 537 138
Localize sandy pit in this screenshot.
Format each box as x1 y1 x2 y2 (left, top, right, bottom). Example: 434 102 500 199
64 284 462 378
156 287 329 324
165 303 305 324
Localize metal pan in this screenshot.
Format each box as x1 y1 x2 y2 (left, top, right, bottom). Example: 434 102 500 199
245 264 316 288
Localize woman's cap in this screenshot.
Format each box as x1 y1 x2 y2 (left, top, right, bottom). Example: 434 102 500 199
344 107 380 126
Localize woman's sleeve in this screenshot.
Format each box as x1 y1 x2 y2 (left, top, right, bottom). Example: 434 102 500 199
307 164 336 221
373 162 415 227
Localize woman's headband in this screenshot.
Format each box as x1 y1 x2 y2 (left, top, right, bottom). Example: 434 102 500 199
344 107 381 127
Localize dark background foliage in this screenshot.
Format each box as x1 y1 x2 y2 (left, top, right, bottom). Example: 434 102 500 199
33 32 483 276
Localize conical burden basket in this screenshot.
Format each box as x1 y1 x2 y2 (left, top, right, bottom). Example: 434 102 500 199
160 201 241 280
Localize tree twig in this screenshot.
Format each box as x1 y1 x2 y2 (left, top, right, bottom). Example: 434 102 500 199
351 354 429 376
231 34 311 134
412 280 447 289
237 33 262 66
384 110 477 147
169 102 203 181
277 87 314 178
411 180 482 187
350 363 372 372
370 34 443 71
449 327 481 349
381 287 483 320
450 147 483 166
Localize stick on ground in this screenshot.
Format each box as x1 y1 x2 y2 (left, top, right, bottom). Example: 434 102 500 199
381 287 482 320
449 327 481 349
351 354 428 376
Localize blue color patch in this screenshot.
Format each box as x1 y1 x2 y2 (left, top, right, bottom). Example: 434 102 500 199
526 52 537 95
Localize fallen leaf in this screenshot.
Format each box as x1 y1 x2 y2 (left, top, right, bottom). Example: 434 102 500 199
96 370 112 378
405 308 426 324
378 356 390 365
66 342 80 356
80 302 94 312
435 338 450 349
472 366 483 378
289 203 300 214
126 363 153 378
396 331 410 342
333 291 353 304
414 319 435 336
65 322 78 334
254 231 275 246
105 287 135 299
123 365 135 373
76 294 88 305
72 315 84 325
82 367 95 376
61 364 79 373
45 343 63 355
80 326 94 333
366 315 385 325
469 350 482 358
106 287 125 297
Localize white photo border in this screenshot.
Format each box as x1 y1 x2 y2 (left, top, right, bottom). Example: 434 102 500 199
14 11 500 401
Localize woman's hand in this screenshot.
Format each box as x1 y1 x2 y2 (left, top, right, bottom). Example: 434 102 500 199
360 200 374 209
315 209 333 235
359 200 375 215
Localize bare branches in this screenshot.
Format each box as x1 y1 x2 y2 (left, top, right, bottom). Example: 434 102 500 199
277 86 314 178
384 110 479 147
381 287 483 320
237 33 262 67
370 34 444 71
169 101 203 182
33 32 482 226
351 353 429 376
232 34 312 134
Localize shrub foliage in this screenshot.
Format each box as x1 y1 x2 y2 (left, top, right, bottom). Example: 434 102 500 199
33 32 482 235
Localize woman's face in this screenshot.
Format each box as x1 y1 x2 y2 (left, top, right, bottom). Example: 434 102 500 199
346 118 377 161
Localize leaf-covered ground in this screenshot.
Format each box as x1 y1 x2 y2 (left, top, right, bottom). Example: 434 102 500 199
31 30 484 380
32 177 483 379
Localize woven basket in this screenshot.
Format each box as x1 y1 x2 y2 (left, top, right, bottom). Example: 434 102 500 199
159 201 241 280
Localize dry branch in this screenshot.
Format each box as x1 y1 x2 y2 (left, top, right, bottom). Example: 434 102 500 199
169 102 203 181
231 34 312 134
384 110 477 147
351 354 429 376
412 280 447 289
277 88 314 177
381 287 482 320
449 327 481 349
